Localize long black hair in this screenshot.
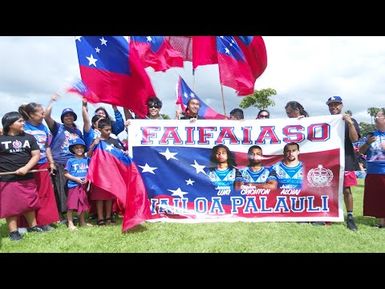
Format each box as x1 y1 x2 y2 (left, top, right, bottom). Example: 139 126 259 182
210 144 237 167
2 111 23 135
18 102 42 120
285 101 309 117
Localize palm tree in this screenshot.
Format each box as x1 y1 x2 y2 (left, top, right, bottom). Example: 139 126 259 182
367 107 380 124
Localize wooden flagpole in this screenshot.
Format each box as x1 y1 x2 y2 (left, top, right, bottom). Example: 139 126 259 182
220 84 226 116
0 168 48 176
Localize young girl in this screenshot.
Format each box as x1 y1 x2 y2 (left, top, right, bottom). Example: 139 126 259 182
64 138 91 230
18 102 60 230
0 112 42 241
88 119 125 225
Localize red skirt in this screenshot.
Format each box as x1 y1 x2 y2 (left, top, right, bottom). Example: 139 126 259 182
67 185 90 213
363 174 385 218
0 179 40 218
90 184 115 201
18 163 60 227
344 171 358 187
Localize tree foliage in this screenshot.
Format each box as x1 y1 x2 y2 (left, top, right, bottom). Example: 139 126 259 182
161 114 170 119
367 107 380 124
239 88 277 110
359 122 375 137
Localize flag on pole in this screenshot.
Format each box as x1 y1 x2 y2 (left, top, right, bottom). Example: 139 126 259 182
176 76 227 119
75 36 156 118
130 36 184 72
216 36 255 96
235 36 267 80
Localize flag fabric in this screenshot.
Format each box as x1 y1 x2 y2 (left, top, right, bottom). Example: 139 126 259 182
66 79 95 99
130 36 184 72
216 36 255 96
165 36 193 61
75 36 156 118
176 76 227 119
87 141 151 231
235 36 267 80
192 36 218 69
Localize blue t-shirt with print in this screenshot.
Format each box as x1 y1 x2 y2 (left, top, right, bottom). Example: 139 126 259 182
65 157 90 188
24 121 51 164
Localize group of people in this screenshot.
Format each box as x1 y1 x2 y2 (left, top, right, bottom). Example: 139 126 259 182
183 96 383 232
0 93 143 241
0 92 384 242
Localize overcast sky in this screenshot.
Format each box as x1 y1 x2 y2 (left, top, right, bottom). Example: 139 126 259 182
1 36 384 127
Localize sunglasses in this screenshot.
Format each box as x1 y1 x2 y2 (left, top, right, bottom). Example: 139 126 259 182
149 105 160 109
259 114 269 118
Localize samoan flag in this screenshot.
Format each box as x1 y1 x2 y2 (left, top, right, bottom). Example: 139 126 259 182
66 79 95 99
192 36 218 69
75 36 156 118
130 36 184 72
87 141 151 231
235 36 267 80
176 76 227 119
216 36 255 96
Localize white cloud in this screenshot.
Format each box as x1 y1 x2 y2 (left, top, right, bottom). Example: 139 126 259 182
0 36 384 129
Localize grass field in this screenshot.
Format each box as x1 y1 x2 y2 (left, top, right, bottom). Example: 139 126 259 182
1 179 385 252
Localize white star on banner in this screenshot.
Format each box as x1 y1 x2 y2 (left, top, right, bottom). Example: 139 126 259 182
75 36 82 42
183 92 188 98
100 37 108 46
185 179 195 186
190 92 195 98
138 163 158 174
191 160 206 175
95 47 101 53
146 36 152 42
168 187 188 198
86 54 97 67
160 148 178 160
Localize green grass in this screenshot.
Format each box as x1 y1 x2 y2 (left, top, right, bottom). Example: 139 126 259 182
1 179 385 252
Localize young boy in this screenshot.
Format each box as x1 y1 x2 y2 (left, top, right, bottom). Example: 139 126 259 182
64 138 92 230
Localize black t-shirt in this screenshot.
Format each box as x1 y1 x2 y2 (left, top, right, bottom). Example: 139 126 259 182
180 112 201 120
345 118 361 171
0 133 40 182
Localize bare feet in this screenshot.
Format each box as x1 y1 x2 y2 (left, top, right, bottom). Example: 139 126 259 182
68 223 78 231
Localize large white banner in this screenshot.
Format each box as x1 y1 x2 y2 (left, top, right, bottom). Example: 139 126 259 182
128 115 345 222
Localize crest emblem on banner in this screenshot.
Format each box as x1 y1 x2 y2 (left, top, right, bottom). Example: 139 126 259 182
307 165 333 187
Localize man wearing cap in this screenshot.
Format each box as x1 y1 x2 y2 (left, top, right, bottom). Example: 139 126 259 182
326 96 361 231
44 94 84 220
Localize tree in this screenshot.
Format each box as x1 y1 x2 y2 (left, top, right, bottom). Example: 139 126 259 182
367 107 380 124
160 114 170 119
239 88 277 110
345 110 352 116
359 122 375 137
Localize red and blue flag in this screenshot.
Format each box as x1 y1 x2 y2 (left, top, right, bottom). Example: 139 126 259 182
235 36 267 80
216 36 255 96
176 76 227 119
87 141 151 231
66 79 95 99
130 36 184 72
75 36 156 118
